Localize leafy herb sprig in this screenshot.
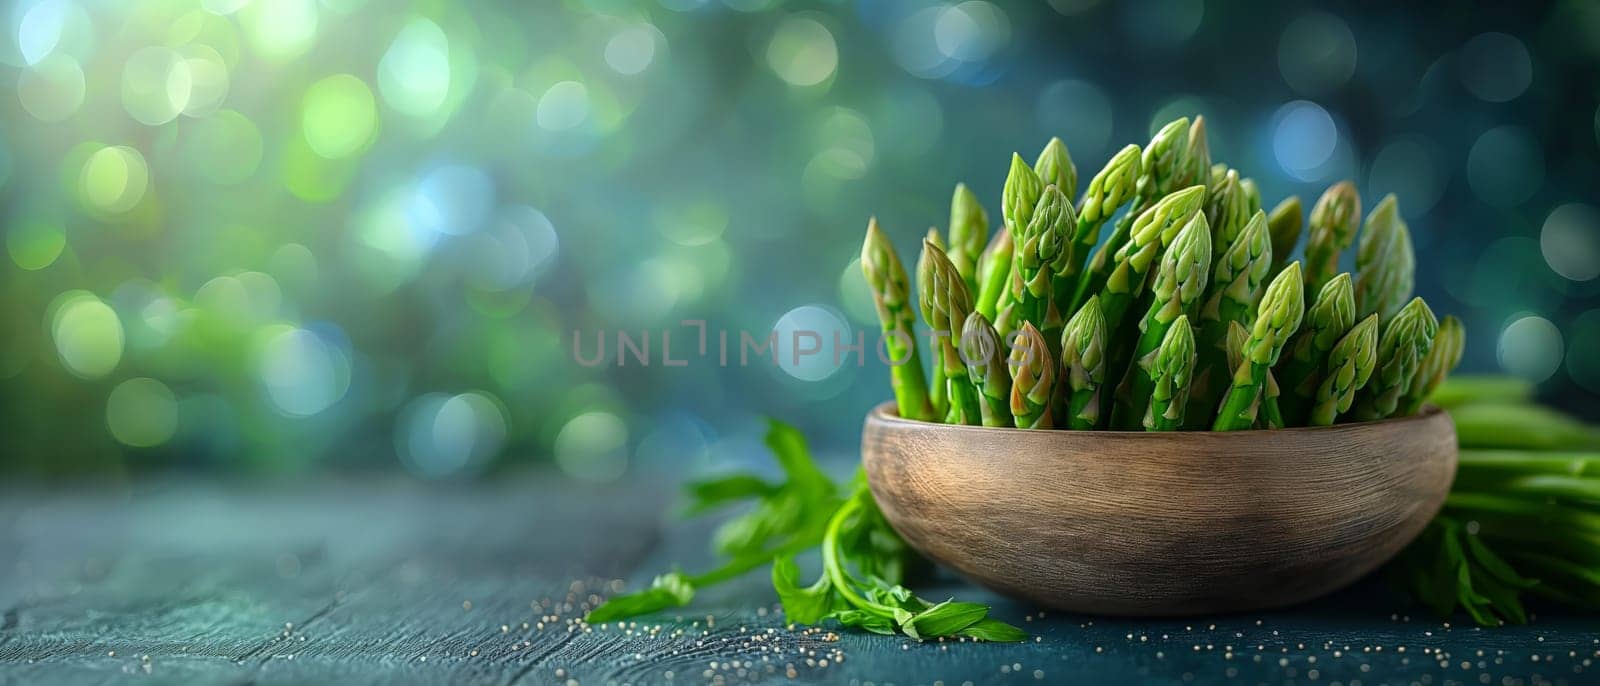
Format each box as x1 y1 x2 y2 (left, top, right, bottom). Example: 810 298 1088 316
587 420 1027 641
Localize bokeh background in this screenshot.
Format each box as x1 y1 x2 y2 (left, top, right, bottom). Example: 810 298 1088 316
2 0 1597 478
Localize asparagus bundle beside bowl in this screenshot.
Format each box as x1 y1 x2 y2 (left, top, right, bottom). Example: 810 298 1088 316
862 118 1459 431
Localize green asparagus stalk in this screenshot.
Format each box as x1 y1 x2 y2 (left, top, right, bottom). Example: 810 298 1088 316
1204 168 1250 256
1349 297 1438 421
1112 212 1211 428
1094 185 1207 334
1078 118 1190 304
960 311 1013 427
1240 177 1262 216
947 183 989 294
861 218 935 421
1224 319 1248 379
917 230 950 419
1009 185 1074 336
1072 144 1141 246
1354 194 1415 322
974 227 1012 320
1058 296 1107 430
1213 262 1305 431
1304 181 1361 297
1034 137 1077 202
1266 195 1303 278
1185 210 1273 426
1451 450 1600 489
1450 403 1600 451
1307 314 1379 426
1134 117 1191 207
1144 315 1196 431
1008 321 1055 429
918 240 982 425
1275 272 1356 425
1431 375 1534 410
1261 351 1285 428
1400 314 1463 415
1062 144 1141 311
1223 319 1285 429
992 154 1044 339
1172 116 1210 191
1002 153 1045 238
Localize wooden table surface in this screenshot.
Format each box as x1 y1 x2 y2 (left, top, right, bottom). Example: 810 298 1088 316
1 476 1594 685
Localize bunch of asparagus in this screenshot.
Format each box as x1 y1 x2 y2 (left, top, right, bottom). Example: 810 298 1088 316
1392 376 1600 625
862 117 1462 431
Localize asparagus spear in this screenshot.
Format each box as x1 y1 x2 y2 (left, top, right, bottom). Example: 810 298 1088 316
1213 262 1305 431
960 311 1013 427
1431 375 1534 409
1204 169 1250 256
919 240 983 425
1208 162 1227 188
1095 185 1208 334
1134 117 1191 207
1304 181 1361 296
1078 119 1190 303
974 227 1012 320
1113 212 1212 428
1009 321 1056 429
1354 194 1416 322
1062 144 1141 311
1144 315 1197 431
1225 319 1248 379
1034 137 1077 202
1450 403 1600 450
1276 272 1356 425
1033 141 1085 320
1261 359 1285 428
1224 319 1285 429
1185 211 1273 426
1058 296 1108 430
947 183 988 294
1240 178 1262 215
1349 297 1438 421
1002 153 1045 239
1172 116 1211 191
1267 195 1304 278
1400 314 1464 415
917 230 950 419
861 218 935 421
1009 185 1074 337
1307 314 1379 426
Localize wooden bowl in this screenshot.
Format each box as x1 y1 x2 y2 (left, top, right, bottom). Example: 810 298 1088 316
861 402 1457 616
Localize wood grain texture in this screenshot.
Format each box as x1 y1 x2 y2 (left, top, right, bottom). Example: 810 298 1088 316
863 403 1458 616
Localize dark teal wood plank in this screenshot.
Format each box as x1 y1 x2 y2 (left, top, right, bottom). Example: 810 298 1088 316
2 478 1596 685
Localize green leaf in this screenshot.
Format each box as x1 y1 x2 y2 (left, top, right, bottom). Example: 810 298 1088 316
1462 533 1538 590
684 473 777 514
1468 570 1529 625
765 418 832 492
958 618 1029 642
832 609 897 635
889 606 917 636
772 556 837 624
586 572 695 623
907 601 989 638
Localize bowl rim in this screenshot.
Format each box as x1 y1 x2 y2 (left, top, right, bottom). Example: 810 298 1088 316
867 400 1448 437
